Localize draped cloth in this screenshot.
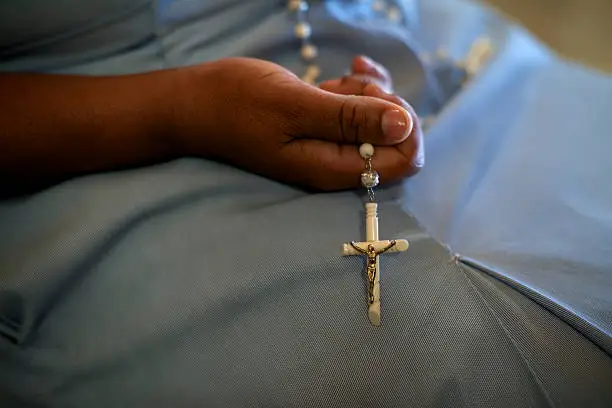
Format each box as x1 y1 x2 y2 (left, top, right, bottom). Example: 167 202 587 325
0 0 610 406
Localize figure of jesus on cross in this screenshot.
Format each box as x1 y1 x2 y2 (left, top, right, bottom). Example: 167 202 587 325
342 202 409 326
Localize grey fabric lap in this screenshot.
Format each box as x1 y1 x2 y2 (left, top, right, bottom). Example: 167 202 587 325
0 0 611 406
0 160 303 343
0 159 610 407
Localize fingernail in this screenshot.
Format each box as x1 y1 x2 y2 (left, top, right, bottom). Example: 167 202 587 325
359 55 375 66
381 109 412 142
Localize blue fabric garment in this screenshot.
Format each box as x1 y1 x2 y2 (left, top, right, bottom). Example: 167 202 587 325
0 0 611 406
403 2 612 348
404 54 612 350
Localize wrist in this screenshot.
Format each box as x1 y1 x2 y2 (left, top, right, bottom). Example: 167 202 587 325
133 68 187 160
161 61 224 159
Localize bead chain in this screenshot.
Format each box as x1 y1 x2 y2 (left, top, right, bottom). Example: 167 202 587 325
287 0 404 85
287 1 400 200
365 158 377 202
286 0 493 131
286 1 493 193
359 143 379 202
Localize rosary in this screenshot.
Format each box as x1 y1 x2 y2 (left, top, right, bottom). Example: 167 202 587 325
341 143 409 326
286 0 492 325
286 0 410 326
287 0 406 84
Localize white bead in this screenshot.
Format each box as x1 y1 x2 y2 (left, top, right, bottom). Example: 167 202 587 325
387 6 401 22
359 143 375 159
301 65 320 84
301 44 318 60
422 115 436 129
294 22 312 39
287 0 307 12
464 37 494 76
305 64 320 78
419 52 432 65
372 0 386 12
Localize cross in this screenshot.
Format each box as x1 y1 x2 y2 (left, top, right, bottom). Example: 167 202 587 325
342 202 409 326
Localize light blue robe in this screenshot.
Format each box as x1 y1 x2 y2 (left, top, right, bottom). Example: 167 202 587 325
1 1 610 406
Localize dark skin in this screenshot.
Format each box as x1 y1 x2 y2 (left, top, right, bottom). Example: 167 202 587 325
0 56 423 195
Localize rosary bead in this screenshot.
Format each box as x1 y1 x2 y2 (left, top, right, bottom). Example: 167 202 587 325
305 64 321 77
387 6 401 22
287 0 308 12
289 1 408 94
359 143 375 159
361 170 380 189
372 0 386 12
294 22 312 39
301 44 318 60
301 64 320 83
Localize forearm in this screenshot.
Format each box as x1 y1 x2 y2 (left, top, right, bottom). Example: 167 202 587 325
0 69 183 193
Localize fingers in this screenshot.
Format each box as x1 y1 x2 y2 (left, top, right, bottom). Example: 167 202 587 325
279 136 416 191
351 56 393 92
319 56 392 95
319 75 383 96
319 55 391 95
362 85 425 172
317 78 422 169
281 84 423 191
287 83 413 146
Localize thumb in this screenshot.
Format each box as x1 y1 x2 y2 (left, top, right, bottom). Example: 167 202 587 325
287 83 413 146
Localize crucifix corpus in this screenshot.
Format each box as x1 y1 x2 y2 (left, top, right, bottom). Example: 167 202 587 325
342 143 409 327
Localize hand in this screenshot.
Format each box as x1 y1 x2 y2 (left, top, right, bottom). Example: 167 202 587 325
319 56 424 178
171 57 421 191
342 55 394 93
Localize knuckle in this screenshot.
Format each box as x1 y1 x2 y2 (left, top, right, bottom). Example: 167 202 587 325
345 76 374 95
358 80 369 95
367 62 390 80
340 75 353 86
338 100 349 142
339 98 366 143
353 75 377 86
366 65 383 78
363 82 383 95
